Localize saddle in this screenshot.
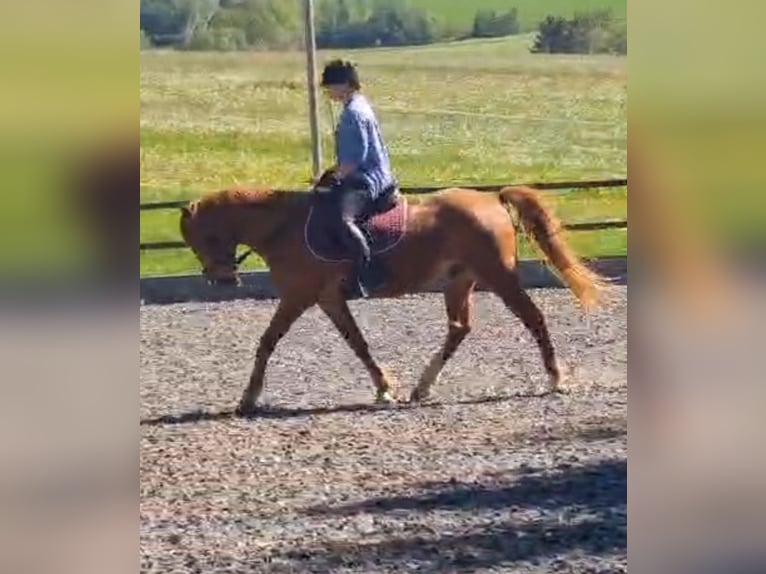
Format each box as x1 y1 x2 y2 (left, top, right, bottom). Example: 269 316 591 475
362 185 401 219
311 183 401 220
305 184 407 263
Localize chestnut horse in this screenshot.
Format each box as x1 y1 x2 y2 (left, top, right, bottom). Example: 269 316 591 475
179 178 609 415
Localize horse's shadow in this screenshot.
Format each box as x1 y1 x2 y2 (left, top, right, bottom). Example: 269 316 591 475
139 391 548 427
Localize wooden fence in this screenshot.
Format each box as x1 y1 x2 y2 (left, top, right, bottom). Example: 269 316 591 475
140 178 627 253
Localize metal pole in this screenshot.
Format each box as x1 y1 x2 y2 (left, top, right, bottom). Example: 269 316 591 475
303 0 322 180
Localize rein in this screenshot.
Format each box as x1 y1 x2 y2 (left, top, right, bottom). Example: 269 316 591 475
326 98 337 136
235 100 339 271
232 200 299 270
235 249 253 267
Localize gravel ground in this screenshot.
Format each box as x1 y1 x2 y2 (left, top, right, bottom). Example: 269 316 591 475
140 287 627 573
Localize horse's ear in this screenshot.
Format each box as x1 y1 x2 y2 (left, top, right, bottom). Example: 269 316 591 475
180 201 198 219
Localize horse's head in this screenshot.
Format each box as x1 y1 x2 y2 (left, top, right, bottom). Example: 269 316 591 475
179 198 241 287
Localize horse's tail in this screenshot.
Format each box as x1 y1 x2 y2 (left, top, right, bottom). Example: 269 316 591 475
498 186 610 311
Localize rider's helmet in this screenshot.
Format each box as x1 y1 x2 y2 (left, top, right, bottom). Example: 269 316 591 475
320 59 361 90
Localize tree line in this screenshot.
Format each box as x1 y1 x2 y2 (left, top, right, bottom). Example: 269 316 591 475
140 0 626 55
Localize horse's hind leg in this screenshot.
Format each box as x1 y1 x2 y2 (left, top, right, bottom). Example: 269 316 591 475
481 265 565 393
410 271 475 403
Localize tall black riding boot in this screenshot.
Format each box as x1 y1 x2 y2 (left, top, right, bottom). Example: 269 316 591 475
340 218 373 299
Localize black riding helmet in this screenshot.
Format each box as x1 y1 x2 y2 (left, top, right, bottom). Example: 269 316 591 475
320 59 361 90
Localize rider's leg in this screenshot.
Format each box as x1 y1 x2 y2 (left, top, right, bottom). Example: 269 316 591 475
335 186 373 298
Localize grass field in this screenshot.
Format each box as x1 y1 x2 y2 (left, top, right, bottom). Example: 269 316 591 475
140 34 627 276
407 0 626 30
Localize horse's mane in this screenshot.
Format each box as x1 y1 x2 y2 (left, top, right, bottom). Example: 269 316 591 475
195 186 308 212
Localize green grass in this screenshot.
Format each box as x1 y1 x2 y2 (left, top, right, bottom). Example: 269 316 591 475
407 0 626 30
140 35 627 276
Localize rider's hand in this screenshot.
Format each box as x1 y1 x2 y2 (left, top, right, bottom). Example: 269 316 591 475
309 169 328 188
312 166 341 189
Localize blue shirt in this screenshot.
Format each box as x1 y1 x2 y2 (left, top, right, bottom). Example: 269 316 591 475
335 94 395 199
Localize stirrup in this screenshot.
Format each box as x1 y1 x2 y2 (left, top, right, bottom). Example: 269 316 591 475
344 276 369 300
360 263 386 292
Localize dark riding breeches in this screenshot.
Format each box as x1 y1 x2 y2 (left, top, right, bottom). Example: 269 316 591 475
337 186 371 259
329 178 382 297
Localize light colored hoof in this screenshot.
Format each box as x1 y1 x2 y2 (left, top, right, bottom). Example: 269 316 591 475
547 363 570 394
375 390 397 405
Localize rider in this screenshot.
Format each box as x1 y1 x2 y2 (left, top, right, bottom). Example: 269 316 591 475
319 59 397 298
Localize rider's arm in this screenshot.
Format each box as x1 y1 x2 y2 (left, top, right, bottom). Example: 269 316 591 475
336 110 369 179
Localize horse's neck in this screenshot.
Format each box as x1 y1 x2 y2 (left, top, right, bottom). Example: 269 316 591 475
238 191 308 256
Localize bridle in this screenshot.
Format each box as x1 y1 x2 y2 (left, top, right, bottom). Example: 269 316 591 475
202 249 252 276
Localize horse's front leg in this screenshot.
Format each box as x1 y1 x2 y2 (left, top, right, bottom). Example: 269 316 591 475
237 298 311 415
318 294 398 404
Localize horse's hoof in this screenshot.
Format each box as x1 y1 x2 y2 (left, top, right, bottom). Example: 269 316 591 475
538 384 570 397
375 390 397 405
546 365 570 395
235 402 259 417
408 387 430 404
